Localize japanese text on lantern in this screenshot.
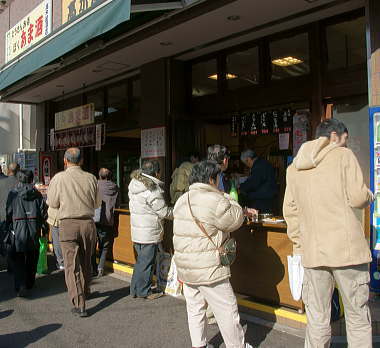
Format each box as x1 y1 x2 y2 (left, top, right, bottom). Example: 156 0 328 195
5 0 52 63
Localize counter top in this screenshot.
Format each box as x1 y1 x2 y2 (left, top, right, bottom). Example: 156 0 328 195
115 208 130 213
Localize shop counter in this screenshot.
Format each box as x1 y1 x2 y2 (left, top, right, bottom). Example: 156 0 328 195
113 209 136 265
230 221 303 311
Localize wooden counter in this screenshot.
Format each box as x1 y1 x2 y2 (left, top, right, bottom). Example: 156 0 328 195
230 221 303 311
112 209 136 264
112 211 303 311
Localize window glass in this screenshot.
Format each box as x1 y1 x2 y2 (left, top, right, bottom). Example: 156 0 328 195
227 46 259 90
326 16 366 71
86 89 105 118
108 83 128 117
270 33 310 80
132 78 141 112
192 59 218 97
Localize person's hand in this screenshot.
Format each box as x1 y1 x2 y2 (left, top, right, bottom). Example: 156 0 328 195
245 208 258 217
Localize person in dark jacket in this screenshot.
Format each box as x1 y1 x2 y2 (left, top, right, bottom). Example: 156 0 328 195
6 169 48 297
0 163 20 223
240 149 277 213
207 144 231 193
92 168 120 277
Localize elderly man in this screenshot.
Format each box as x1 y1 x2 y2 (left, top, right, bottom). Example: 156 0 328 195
47 148 100 317
240 149 277 214
284 119 373 348
129 160 172 300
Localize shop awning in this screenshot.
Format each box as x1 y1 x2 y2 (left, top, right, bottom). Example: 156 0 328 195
0 0 131 92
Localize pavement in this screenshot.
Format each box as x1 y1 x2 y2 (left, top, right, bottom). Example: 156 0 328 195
0 255 376 348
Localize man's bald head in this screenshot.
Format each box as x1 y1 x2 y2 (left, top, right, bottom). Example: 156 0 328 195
64 147 82 165
8 162 20 176
99 168 112 180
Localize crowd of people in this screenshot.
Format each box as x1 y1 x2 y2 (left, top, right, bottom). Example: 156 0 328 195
0 118 374 348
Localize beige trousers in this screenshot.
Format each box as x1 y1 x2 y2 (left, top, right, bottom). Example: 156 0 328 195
60 219 97 309
183 279 245 348
303 264 372 348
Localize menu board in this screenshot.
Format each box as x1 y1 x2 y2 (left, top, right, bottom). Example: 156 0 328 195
141 127 166 158
55 103 95 131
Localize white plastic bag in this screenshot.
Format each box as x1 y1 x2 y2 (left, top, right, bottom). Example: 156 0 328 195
156 246 182 297
287 254 304 301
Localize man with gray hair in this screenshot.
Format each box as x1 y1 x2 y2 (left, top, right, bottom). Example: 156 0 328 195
240 149 277 213
128 159 172 299
47 147 100 317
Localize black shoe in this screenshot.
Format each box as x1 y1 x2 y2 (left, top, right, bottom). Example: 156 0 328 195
16 287 26 298
71 307 88 318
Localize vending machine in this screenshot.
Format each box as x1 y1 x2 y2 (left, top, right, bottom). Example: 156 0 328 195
369 107 380 292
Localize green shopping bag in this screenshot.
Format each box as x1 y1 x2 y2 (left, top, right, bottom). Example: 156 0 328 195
37 237 48 275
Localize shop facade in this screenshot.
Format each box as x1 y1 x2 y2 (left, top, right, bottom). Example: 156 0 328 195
0 0 379 310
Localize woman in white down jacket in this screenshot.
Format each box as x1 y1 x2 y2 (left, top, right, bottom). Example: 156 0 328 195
129 160 172 300
173 161 250 348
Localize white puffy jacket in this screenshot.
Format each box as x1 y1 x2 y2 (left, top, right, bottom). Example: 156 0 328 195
128 170 173 244
173 183 244 285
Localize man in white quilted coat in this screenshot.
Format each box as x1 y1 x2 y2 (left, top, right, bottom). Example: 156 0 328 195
128 159 173 300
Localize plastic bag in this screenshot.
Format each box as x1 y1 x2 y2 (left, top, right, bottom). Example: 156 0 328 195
156 246 182 297
287 254 304 301
37 237 48 274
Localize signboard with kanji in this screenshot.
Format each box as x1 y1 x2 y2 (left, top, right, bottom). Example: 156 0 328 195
62 0 106 25
141 127 166 159
5 0 52 63
55 103 95 131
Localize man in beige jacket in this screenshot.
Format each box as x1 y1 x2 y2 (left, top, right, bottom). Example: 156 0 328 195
47 148 100 318
283 119 373 348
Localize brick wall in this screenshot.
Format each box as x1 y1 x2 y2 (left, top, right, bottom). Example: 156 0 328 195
0 0 62 66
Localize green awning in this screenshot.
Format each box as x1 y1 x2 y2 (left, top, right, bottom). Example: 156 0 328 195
0 0 131 92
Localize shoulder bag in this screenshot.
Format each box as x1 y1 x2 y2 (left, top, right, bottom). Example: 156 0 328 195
187 194 237 266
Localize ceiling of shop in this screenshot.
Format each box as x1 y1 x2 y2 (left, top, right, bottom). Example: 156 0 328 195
5 0 364 103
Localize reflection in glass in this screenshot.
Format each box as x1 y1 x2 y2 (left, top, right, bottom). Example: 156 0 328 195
326 16 366 71
108 83 128 116
270 33 310 80
87 89 105 118
227 46 259 90
192 59 218 97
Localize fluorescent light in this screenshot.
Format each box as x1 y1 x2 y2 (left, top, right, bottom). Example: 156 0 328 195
208 73 237 80
272 56 303 66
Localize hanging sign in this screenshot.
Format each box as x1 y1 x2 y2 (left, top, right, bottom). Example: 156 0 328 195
5 0 52 63
293 111 310 156
55 103 95 131
141 127 166 158
95 124 102 151
53 123 105 150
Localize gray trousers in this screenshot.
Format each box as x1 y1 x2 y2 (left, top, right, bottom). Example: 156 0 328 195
51 226 64 268
303 264 372 348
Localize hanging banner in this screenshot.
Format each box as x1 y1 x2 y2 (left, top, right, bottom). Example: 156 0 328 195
53 123 105 150
95 123 102 151
55 103 95 131
5 0 52 63
62 0 107 24
141 127 166 158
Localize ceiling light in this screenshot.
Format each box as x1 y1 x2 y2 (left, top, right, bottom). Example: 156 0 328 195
272 56 303 66
227 15 240 21
160 41 173 46
208 73 237 80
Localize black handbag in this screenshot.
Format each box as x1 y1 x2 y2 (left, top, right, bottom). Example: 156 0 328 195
0 221 15 256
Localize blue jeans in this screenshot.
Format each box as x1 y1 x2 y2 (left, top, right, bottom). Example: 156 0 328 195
130 243 158 298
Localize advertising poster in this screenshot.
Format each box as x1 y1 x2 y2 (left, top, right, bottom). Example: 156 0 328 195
141 127 166 159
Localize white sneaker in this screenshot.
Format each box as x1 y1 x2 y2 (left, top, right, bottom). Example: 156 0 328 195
245 343 254 348
59 265 65 270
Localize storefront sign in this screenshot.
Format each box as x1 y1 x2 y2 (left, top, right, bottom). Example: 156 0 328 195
62 0 106 24
53 123 105 150
141 127 166 158
40 154 53 185
55 103 95 131
15 151 39 180
95 124 102 151
5 0 52 63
